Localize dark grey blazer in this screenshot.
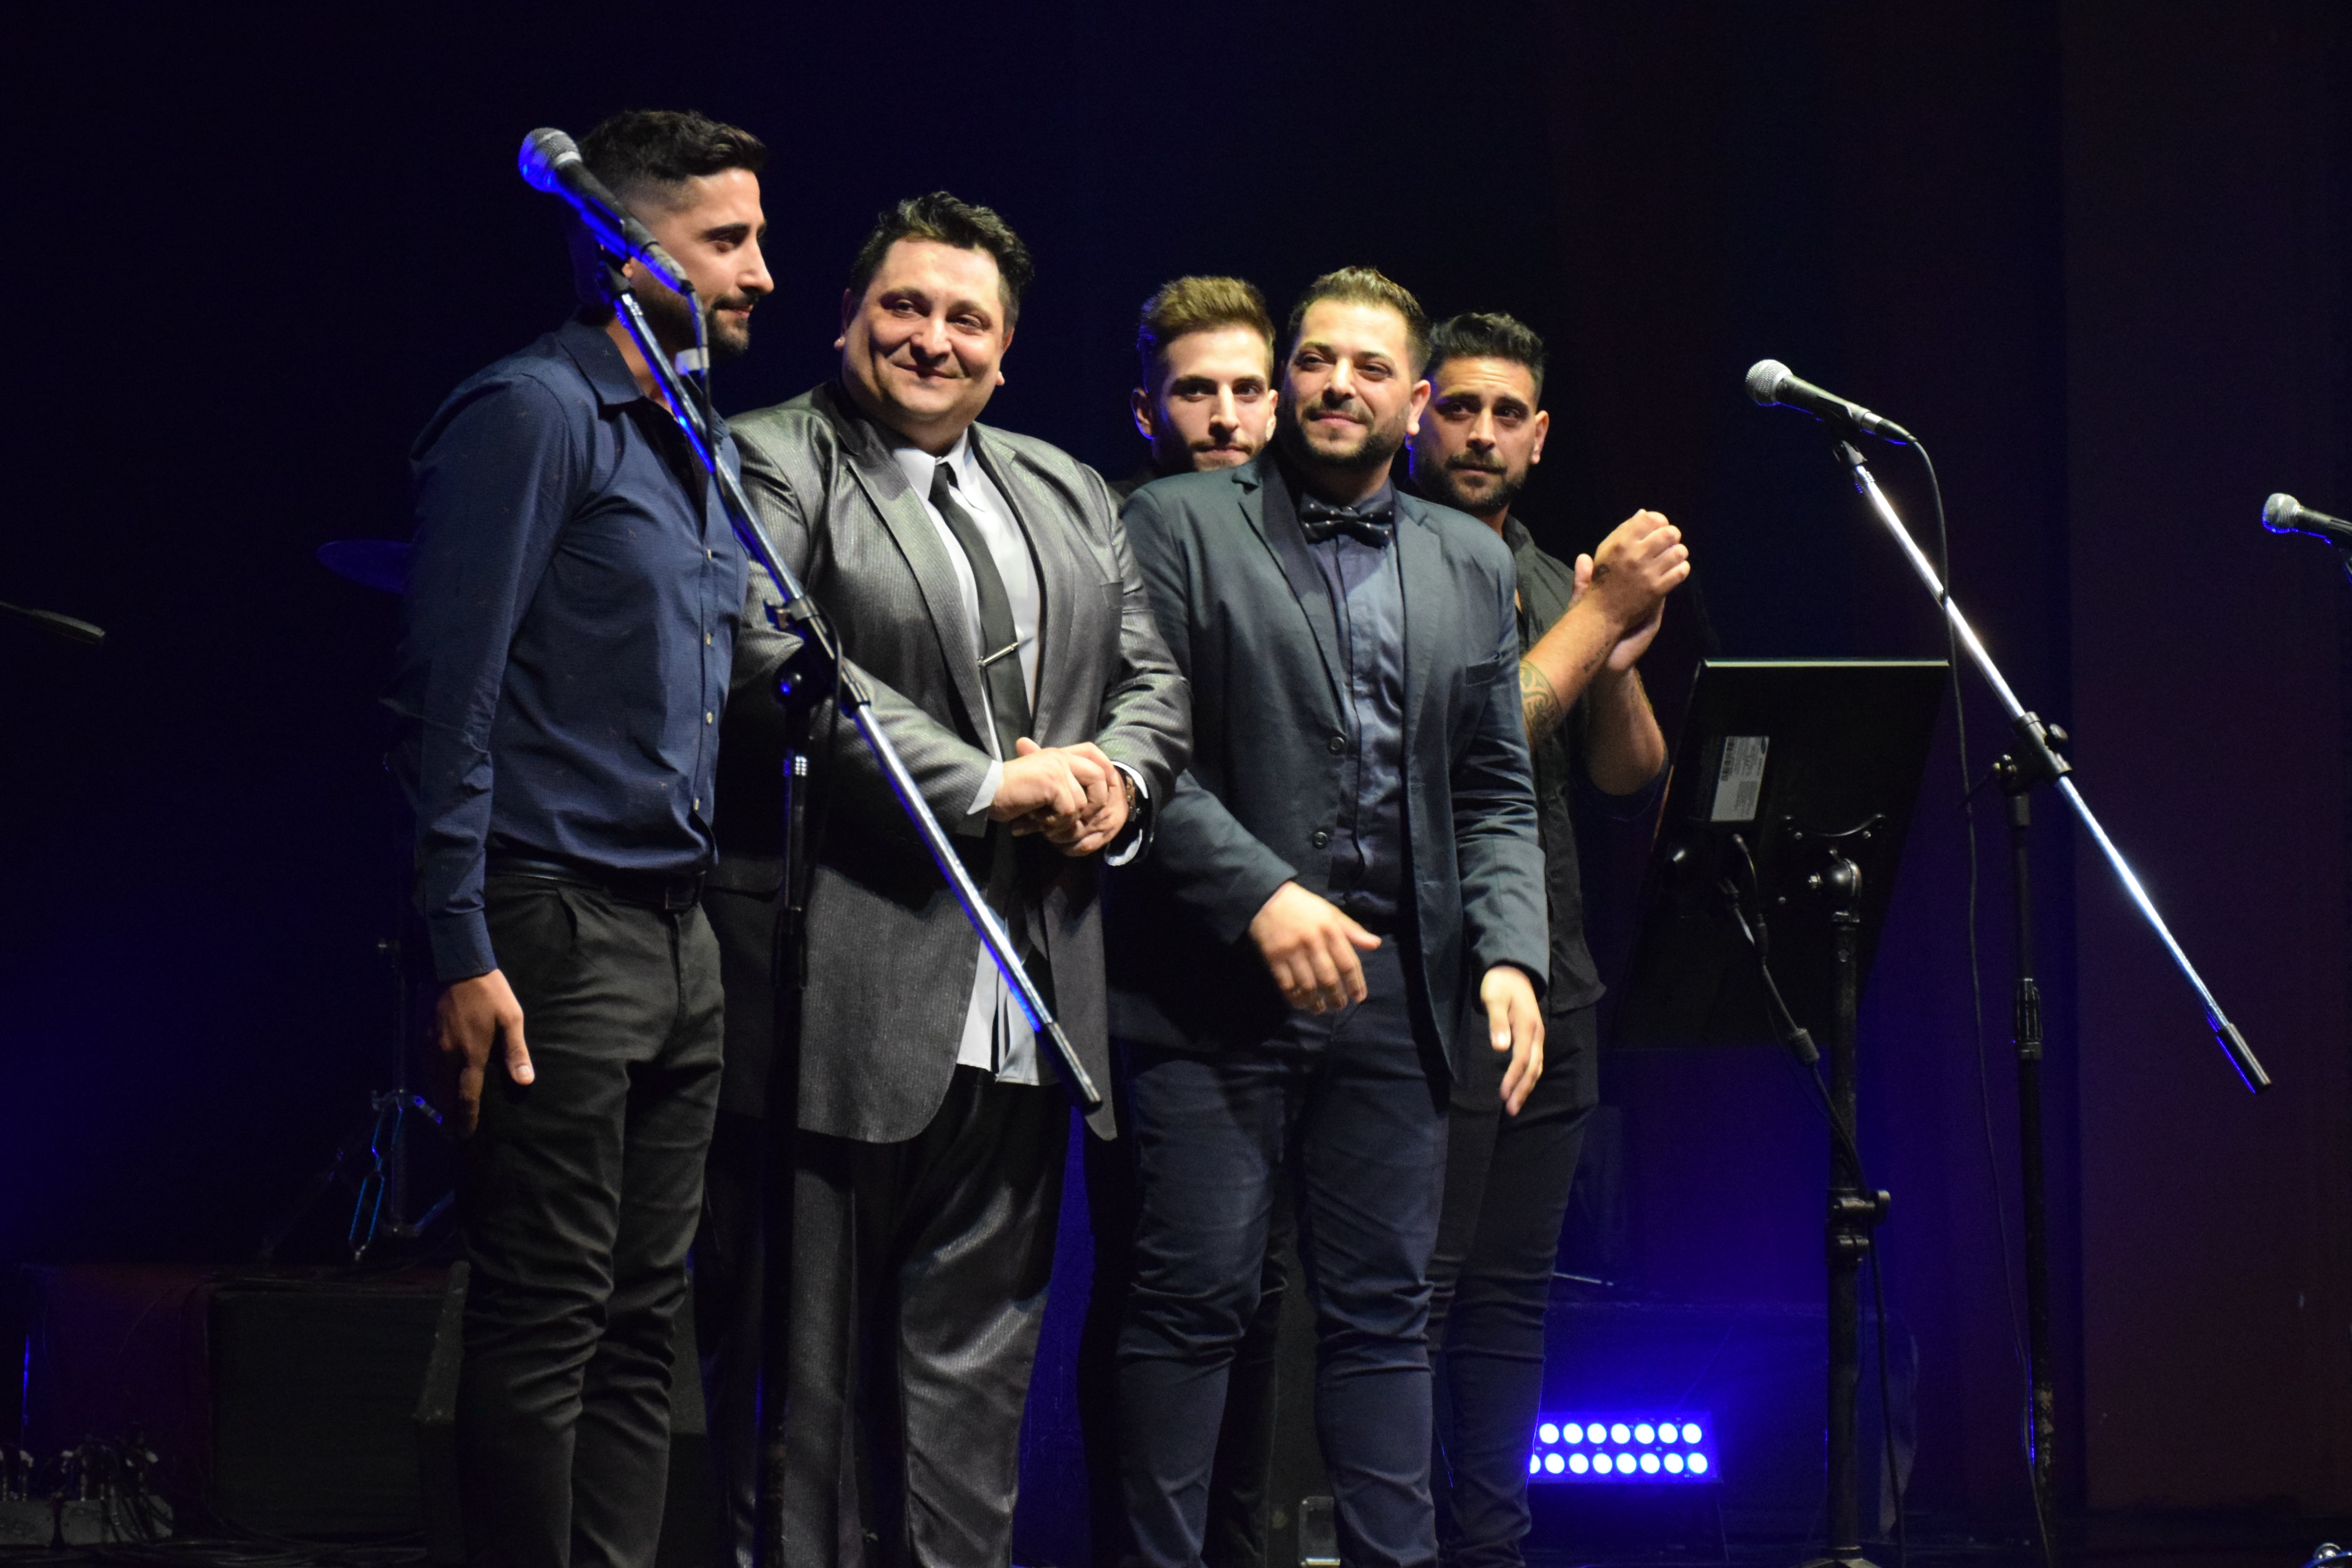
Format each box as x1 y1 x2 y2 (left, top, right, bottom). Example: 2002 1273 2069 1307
1104 453 1547 1078
718 383 1191 1142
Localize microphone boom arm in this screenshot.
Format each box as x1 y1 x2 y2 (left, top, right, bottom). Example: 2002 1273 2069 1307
1836 441 2269 1092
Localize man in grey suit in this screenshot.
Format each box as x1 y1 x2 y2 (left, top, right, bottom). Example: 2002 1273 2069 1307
719 192 1189 1566
1109 268 1549 1568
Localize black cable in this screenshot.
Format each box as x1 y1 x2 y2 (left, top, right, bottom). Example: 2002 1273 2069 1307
1909 439 2055 1568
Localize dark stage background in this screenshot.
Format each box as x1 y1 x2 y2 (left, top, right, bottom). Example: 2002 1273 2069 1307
4 0 2345 1528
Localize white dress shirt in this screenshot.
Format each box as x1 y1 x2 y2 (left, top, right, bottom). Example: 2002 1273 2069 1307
890 430 1043 1085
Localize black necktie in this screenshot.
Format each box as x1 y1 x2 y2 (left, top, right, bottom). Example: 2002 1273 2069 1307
930 461 1031 762
1297 494 1397 547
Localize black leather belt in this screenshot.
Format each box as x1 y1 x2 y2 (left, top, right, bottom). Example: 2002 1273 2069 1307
487 854 705 911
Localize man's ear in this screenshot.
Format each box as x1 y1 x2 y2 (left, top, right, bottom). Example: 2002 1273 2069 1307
1131 387 1159 442
1405 377 1433 437
995 321 1016 386
834 287 856 350
1529 407 1551 466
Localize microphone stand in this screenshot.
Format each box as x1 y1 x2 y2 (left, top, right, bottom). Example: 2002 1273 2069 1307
1828 434 2270 1552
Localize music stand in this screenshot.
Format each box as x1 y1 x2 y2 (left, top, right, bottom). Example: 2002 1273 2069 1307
1615 658 1946 1568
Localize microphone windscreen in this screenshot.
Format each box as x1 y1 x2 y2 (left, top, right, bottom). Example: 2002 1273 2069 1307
1745 359 1792 407
517 128 580 192
2262 493 2299 532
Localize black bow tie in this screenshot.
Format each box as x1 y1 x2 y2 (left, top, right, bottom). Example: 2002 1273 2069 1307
1297 495 1396 547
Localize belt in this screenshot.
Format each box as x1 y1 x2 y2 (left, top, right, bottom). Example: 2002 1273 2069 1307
486 854 705 911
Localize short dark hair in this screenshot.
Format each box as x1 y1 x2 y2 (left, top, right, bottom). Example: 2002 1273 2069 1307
1286 266 1430 374
579 109 767 210
848 191 1035 327
1426 311 1549 402
1136 276 1275 389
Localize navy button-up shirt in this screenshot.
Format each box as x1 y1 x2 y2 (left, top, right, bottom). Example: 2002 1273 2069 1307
390 316 747 981
1304 480 1409 935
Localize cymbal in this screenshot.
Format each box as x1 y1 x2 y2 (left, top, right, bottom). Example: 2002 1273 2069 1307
317 539 411 595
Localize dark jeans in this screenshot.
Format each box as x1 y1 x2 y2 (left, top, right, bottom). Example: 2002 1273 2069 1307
692 886 785 1568
782 1067 1070 1568
1082 1065 1292 1568
1119 942 1449 1568
454 876 724 1568
1426 1003 1598 1568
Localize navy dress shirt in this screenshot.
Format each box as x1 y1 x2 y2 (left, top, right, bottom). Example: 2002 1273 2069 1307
390 316 747 982
1301 477 1410 936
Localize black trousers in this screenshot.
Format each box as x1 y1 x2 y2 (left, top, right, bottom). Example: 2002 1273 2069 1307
454 876 724 1568
783 1067 1070 1568
1119 943 1450 1568
693 886 785 1568
1081 1062 1292 1568
1425 1003 1598 1568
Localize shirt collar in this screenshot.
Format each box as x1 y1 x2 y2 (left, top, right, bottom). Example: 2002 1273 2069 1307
556 315 650 411
890 424 975 498
1502 511 1535 554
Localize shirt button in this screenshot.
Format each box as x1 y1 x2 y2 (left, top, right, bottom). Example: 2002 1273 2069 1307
706 711 714 724
1327 733 1346 754
1311 828 1332 848
705 632 712 645
706 549 714 560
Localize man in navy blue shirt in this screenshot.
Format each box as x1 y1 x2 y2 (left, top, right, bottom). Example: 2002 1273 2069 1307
389 109 770 1568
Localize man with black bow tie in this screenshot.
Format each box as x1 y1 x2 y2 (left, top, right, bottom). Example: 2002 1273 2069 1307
1109 268 1548 1568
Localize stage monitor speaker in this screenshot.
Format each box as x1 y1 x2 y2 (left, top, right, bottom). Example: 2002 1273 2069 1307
19 1265 451 1538
414 1261 715 1568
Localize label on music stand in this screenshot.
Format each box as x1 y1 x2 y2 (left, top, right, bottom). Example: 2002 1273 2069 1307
1708 735 1769 822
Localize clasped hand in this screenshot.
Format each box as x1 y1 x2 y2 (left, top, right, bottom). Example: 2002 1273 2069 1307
1573 509 1691 671
989 737 1128 856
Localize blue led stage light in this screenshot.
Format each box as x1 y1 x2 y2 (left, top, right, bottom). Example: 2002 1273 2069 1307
1524 1412 1718 1485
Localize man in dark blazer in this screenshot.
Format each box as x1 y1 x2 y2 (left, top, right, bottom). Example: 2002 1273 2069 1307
1082 271 1290 1568
721 192 1190 1567
1110 267 1549 1568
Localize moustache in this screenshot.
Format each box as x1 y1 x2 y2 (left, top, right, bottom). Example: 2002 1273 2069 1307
707 294 758 317
1446 455 1508 475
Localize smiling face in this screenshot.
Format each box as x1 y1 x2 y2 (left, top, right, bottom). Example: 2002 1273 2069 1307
1133 324 1276 473
623 167 771 362
1275 298 1430 491
837 238 1013 454
1408 354 1548 525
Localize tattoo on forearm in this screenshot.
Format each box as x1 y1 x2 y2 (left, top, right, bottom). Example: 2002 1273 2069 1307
1519 659 1566 742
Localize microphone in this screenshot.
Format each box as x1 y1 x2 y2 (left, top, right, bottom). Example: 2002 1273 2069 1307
1745 359 1912 442
517 128 691 295
2261 493 2352 547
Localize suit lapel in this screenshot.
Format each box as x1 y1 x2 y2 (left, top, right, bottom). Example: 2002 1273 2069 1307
1395 497 1446 763
1242 460 1346 718
821 390 993 743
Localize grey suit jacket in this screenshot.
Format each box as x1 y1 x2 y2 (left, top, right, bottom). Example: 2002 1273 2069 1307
1104 453 1547 1078
718 383 1191 1143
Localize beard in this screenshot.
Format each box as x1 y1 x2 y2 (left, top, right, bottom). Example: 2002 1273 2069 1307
1276 395 1409 478
1422 455 1528 518
634 279 755 365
